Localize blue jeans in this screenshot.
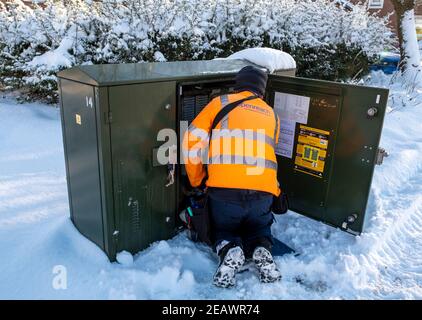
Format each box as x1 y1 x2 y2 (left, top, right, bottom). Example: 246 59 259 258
208 187 274 257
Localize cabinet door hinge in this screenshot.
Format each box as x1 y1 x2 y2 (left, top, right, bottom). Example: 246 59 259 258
106 111 113 124
112 230 119 242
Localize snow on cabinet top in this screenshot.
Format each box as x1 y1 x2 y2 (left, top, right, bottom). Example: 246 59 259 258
57 60 251 86
57 55 296 86
224 48 297 73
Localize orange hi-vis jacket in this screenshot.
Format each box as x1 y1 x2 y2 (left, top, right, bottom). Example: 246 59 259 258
182 90 281 196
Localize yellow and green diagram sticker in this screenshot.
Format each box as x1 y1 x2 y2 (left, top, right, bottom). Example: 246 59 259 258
294 125 330 178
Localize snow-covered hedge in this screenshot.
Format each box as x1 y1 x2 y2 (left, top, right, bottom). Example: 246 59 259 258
0 0 395 102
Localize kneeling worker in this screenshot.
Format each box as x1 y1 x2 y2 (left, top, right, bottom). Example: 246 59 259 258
183 66 282 288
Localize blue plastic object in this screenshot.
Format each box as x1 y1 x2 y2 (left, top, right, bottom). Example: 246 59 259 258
369 52 400 75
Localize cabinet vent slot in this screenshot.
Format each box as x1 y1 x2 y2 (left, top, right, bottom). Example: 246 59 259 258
182 96 195 122
130 200 140 233
195 95 209 115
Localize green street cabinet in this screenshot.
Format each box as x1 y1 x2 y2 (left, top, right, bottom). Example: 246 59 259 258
57 59 388 261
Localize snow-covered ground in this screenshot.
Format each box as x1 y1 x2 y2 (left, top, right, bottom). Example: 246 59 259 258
0 73 422 299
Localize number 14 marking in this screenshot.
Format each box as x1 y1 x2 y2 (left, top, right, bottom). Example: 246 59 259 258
86 96 93 108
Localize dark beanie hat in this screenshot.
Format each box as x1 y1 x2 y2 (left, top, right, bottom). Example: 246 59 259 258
234 65 268 96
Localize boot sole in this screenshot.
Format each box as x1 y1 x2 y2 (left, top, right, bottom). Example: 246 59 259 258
213 249 245 288
253 248 282 283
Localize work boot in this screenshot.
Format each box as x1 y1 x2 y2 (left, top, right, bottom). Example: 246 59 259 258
252 246 282 283
213 244 245 288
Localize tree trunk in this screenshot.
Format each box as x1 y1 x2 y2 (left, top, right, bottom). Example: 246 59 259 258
391 0 421 85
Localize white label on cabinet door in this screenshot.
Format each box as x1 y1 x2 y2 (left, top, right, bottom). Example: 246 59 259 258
274 92 310 124
273 91 310 158
274 119 296 158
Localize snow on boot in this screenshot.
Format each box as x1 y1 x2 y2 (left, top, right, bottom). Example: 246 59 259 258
252 246 282 283
213 246 245 288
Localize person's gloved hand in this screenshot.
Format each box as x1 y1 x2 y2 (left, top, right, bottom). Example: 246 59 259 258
191 186 206 197
185 178 206 196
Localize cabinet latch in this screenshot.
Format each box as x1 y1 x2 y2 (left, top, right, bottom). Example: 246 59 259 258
375 147 389 165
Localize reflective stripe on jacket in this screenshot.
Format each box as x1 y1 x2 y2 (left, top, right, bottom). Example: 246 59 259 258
182 90 280 196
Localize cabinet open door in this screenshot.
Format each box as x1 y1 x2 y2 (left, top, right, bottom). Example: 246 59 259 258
266 75 389 234
109 81 177 254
